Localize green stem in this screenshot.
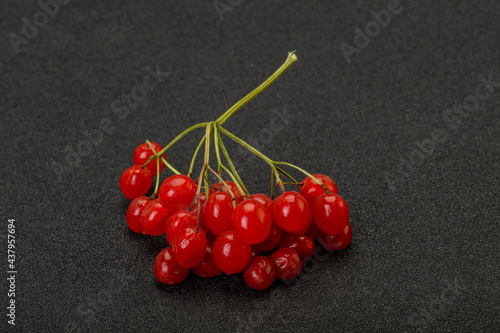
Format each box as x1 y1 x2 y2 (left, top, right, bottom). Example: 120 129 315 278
217 133 250 197
142 122 209 168
145 140 161 198
153 158 160 198
270 169 275 200
160 157 180 175
203 123 212 165
203 168 209 210
206 165 237 207
273 161 330 193
219 165 246 200
275 166 297 183
216 52 297 125
218 126 273 164
188 136 206 178
218 126 285 192
213 123 222 174
193 123 213 233
193 165 207 233
145 140 181 179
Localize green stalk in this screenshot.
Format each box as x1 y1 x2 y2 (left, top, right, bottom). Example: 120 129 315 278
218 126 285 192
213 123 222 174
206 165 238 207
270 169 275 200
216 52 297 125
273 161 330 193
188 136 206 177
217 133 250 196
218 126 273 165
142 122 209 169
219 165 246 200
145 140 162 198
275 166 297 183
193 123 213 232
160 157 180 175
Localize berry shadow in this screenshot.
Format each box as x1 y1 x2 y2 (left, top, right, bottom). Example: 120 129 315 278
153 271 286 300
125 229 168 257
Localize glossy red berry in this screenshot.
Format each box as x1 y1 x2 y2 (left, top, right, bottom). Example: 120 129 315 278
141 199 172 236
213 231 252 275
273 191 310 233
158 175 197 212
209 181 245 204
299 174 338 205
313 193 349 236
192 241 222 278
126 196 149 233
133 142 165 176
165 210 197 244
247 193 273 210
120 165 152 199
254 220 283 251
279 234 315 262
153 247 189 285
232 200 272 244
244 256 276 290
270 248 302 280
317 222 352 251
203 192 234 235
288 206 312 235
172 227 207 269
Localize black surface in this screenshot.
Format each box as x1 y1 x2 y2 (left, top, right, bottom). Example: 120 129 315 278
1 0 500 332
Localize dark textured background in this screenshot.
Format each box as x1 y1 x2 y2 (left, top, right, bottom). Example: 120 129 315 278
1 0 499 332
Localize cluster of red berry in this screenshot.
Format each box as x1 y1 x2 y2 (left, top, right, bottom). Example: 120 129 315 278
118 52 352 290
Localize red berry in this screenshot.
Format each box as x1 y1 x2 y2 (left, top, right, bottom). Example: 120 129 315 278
158 175 197 212
247 193 273 210
126 196 149 233
299 174 338 205
213 231 252 275
192 241 222 278
317 222 352 251
288 206 312 235
254 220 283 251
273 191 310 233
172 227 207 269
153 247 189 285
279 233 315 262
313 193 349 236
244 256 276 290
119 165 152 199
209 181 245 204
141 199 172 236
232 200 272 244
270 248 302 280
203 192 234 235
133 142 165 177
165 210 197 244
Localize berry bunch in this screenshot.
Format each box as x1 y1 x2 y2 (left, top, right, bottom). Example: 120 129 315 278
119 52 352 290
